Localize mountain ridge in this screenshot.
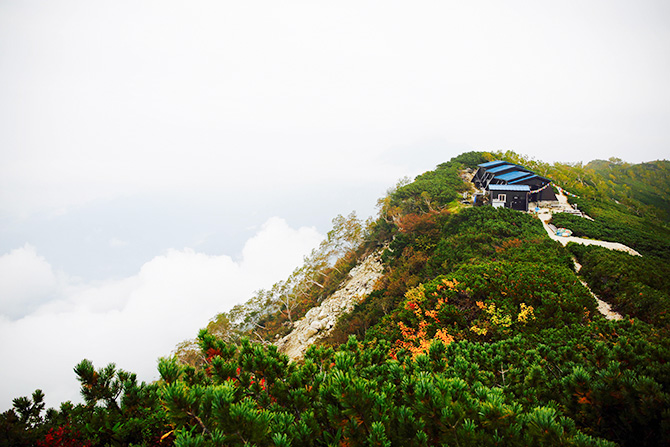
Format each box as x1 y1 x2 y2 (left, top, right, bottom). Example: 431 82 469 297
4 151 670 446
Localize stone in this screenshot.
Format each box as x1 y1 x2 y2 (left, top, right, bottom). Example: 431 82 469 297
275 249 384 361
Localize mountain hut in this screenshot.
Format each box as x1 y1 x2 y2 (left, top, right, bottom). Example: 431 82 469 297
473 160 557 210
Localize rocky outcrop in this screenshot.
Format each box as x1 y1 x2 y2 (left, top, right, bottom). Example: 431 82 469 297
275 250 384 361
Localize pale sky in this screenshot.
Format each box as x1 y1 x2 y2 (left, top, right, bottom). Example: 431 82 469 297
1 1 668 410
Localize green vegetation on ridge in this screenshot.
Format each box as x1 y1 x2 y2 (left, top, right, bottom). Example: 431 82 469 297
3 151 670 446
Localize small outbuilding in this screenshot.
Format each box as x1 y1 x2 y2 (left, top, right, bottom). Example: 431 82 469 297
488 184 530 211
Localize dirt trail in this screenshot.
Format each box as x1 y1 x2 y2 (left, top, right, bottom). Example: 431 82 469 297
535 190 641 257
534 189 631 320
538 212 641 256
572 258 623 321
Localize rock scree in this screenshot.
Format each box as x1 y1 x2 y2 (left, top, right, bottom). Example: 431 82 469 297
275 250 384 361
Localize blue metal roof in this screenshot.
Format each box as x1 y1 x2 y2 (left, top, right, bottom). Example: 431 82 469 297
507 175 535 184
495 170 532 182
509 174 553 185
489 184 530 192
487 163 518 174
478 160 507 168
509 174 537 183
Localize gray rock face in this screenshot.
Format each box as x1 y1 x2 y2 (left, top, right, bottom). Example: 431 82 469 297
275 250 384 361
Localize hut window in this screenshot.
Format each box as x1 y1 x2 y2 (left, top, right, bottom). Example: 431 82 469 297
498 194 506 201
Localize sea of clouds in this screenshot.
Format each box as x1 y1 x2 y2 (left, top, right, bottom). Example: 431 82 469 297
0 217 322 411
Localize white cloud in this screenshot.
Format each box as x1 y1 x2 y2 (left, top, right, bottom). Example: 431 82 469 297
0 217 322 411
0 244 61 319
240 217 322 280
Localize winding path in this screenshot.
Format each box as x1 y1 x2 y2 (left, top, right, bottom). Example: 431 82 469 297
572 258 623 321
534 192 632 320
537 211 641 256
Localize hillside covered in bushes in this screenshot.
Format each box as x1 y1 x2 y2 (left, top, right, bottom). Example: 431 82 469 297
3 152 670 447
